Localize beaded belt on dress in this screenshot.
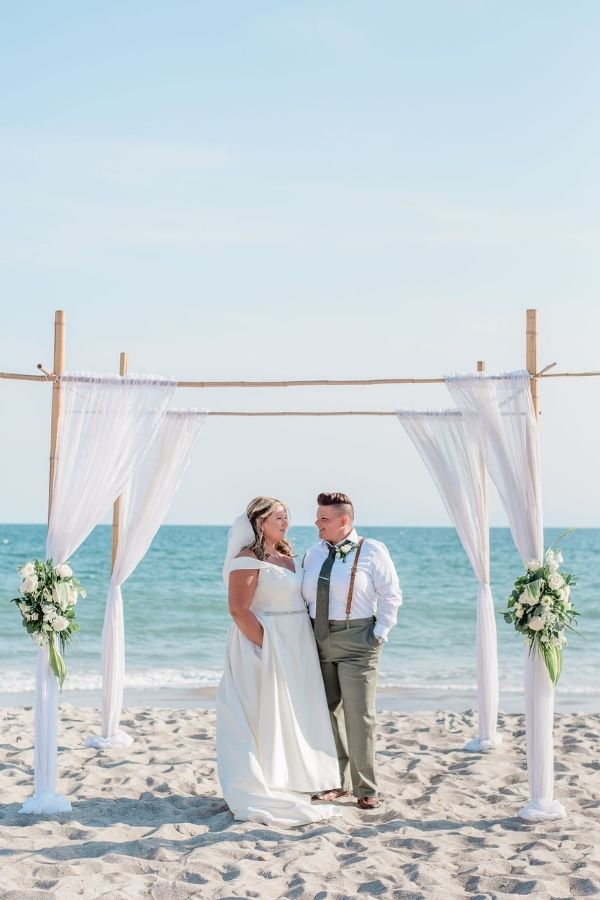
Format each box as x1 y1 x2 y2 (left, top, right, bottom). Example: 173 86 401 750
258 609 308 616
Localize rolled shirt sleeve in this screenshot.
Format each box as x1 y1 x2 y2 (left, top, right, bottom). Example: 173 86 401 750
370 544 402 641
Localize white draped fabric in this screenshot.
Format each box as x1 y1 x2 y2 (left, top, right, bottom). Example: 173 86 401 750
85 410 207 749
396 410 500 752
446 371 566 822
21 373 176 815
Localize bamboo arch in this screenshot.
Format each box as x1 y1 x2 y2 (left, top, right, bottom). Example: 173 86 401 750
2 307 599 558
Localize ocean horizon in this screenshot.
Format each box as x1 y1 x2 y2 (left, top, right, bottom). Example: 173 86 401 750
1 524 597 712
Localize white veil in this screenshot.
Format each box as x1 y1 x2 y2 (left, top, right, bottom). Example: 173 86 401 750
222 512 255 587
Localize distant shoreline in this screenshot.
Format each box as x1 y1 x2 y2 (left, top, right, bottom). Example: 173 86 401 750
1 685 597 714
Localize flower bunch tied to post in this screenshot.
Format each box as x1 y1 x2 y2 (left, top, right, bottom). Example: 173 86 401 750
503 534 579 686
11 560 86 688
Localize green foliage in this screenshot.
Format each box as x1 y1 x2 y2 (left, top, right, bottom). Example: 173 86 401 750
501 538 579 686
540 643 563 687
10 558 86 690
48 635 67 690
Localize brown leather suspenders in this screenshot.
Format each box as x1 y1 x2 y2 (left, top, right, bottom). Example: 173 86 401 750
345 538 365 626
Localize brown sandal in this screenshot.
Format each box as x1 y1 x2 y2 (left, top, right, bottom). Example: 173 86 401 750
311 789 352 802
357 796 380 809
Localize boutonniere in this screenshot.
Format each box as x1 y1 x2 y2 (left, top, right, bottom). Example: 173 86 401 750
334 541 357 563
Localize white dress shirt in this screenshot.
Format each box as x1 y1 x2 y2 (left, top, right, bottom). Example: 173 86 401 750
301 528 402 641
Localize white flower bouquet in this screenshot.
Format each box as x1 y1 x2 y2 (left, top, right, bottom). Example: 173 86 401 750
11 560 86 688
334 540 357 563
503 537 578 686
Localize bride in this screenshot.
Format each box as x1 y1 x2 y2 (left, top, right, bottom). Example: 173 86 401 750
216 496 342 827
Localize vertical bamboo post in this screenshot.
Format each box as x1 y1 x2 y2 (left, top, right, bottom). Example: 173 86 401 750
477 360 485 374
111 352 128 569
526 309 539 419
48 310 66 521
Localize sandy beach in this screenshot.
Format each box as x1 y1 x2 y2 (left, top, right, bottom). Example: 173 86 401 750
0 705 598 899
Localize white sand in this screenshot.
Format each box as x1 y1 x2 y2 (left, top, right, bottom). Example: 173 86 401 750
0 705 598 899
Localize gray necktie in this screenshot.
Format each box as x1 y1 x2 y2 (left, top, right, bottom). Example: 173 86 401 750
314 544 337 642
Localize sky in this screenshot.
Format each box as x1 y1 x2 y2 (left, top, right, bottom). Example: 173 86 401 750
1 2 599 526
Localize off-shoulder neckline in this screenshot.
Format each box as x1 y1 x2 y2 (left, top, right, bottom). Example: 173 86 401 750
231 556 297 575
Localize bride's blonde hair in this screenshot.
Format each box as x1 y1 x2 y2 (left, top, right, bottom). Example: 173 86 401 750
244 496 294 560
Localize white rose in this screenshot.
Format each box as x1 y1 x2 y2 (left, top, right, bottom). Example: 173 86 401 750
54 563 73 579
42 604 57 622
525 559 540 572
562 597 571 610
20 562 36 577
68 588 78 606
547 572 564 591
555 550 564 565
528 616 544 631
30 612 39 621
514 603 523 618
51 615 69 632
20 575 38 594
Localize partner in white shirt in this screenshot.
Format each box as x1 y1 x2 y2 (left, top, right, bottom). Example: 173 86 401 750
302 492 402 810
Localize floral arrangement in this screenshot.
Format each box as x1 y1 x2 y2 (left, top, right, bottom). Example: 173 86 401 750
503 538 578 686
334 540 358 563
11 560 86 688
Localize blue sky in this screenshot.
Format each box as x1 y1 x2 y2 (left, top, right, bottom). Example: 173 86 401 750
1 2 599 525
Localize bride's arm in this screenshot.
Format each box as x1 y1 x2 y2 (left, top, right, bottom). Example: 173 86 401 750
228 567 264 648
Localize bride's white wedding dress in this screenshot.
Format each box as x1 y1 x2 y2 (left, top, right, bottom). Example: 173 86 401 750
216 558 341 827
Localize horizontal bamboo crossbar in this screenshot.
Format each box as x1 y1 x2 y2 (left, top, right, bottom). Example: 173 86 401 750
0 371 50 382
177 377 445 387
3 368 600 386
537 370 600 378
207 410 398 416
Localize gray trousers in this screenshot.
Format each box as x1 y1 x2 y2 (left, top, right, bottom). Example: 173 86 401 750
313 616 381 798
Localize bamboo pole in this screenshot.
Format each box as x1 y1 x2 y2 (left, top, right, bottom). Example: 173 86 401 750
0 371 48 382
537 370 600 378
206 410 398 416
176 377 446 387
4 366 600 386
526 309 539 418
111 352 128 570
48 310 66 520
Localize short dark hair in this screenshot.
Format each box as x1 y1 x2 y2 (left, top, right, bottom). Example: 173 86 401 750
317 492 354 520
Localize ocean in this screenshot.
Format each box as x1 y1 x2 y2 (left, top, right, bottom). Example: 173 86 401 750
0 525 597 711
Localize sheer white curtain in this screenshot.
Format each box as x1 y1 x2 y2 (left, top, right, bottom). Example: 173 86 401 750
21 373 176 815
85 410 207 749
396 410 500 752
446 371 565 822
